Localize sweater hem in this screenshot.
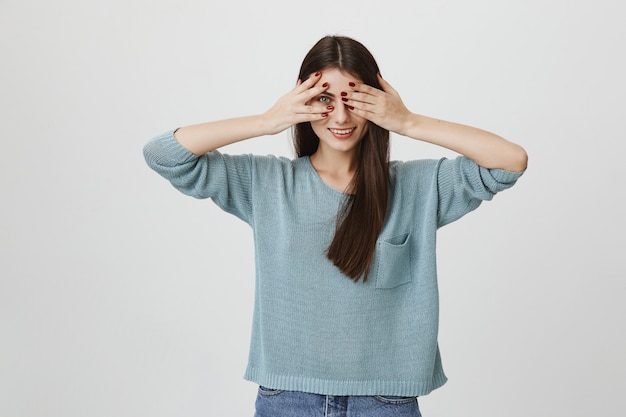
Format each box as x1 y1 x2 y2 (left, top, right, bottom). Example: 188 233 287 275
243 366 447 397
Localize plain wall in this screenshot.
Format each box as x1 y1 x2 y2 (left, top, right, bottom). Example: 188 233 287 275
1 0 624 416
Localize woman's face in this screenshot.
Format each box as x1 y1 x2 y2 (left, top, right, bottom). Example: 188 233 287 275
308 68 368 157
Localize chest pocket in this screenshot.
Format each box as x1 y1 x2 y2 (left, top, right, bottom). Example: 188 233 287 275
372 233 413 289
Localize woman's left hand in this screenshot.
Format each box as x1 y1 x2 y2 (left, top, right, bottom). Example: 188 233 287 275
343 74 412 135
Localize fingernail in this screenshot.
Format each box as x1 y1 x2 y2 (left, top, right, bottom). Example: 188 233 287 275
322 113 328 118
315 71 321 76
342 97 348 102
322 82 329 87
326 105 334 110
340 91 347 96
348 106 355 110
349 82 356 87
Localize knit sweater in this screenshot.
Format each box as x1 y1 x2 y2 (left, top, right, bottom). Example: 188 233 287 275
143 129 524 396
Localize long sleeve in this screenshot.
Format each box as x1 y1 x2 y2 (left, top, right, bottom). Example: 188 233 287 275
143 129 254 224
436 156 524 228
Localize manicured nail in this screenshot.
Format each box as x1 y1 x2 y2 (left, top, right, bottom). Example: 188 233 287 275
326 105 334 110
348 106 355 110
322 82 329 87
315 71 321 76
340 91 347 96
349 82 356 87
342 97 348 102
322 113 328 118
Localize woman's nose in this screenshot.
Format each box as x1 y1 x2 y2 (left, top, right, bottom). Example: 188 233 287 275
333 103 349 123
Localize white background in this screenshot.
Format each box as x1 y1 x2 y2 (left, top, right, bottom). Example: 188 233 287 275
1 0 624 416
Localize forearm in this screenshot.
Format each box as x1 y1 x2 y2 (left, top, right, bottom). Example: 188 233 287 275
401 114 528 172
174 73 333 156
174 114 273 156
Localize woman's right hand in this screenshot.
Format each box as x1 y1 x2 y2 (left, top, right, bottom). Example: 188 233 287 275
173 72 332 156
262 72 333 135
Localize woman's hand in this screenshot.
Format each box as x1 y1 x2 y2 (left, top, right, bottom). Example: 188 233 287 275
172 72 334 155
342 74 412 135
343 74 527 171
262 72 334 135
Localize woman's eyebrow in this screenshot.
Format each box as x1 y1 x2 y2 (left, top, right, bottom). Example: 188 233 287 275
320 91 336 97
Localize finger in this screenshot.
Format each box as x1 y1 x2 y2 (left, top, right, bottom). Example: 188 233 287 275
294 71 322 93
345 100 377 115
346 102 377 122
302 80 330 102
347 82 382 97
342 90 377 106
344 84 384 106
295 111 332 124
377 73 399 96
296 103 334 115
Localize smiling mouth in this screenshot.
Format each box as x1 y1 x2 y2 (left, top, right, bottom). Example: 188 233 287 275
328 128 356 135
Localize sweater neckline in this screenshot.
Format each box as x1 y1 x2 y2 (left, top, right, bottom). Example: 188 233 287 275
304 156 352 197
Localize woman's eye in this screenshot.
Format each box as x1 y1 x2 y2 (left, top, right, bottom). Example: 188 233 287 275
318 96 330 103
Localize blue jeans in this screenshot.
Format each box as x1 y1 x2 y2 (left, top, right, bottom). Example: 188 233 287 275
254 386 422 417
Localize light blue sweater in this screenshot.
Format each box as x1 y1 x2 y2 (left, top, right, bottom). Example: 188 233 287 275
143 129 524 396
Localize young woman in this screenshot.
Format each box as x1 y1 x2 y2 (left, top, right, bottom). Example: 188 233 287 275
144 35 527 417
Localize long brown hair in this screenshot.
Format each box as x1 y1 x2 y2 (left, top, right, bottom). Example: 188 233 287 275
293 36 390 282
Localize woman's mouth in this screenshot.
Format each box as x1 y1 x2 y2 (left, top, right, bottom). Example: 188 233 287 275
328 127 356 139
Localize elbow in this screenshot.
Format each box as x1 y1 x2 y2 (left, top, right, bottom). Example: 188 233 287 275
484 144 528 172
496 143 527 172
510 145 528 172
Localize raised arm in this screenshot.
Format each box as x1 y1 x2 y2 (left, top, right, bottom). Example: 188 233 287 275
341 74 528 172
174 72 333 155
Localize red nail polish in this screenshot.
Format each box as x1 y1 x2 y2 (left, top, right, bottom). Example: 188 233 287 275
348 106 355 110
322 113 328 118
349 82 356 87
326 105 334 110
340 91 347 96
342 97 348 102
322 82 329 87
315 71 321 76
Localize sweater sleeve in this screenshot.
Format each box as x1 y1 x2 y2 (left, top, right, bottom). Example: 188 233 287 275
143 129 254 224
436 156 524 228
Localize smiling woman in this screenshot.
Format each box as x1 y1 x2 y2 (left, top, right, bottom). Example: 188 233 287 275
308 70 369 152
143 35 527 417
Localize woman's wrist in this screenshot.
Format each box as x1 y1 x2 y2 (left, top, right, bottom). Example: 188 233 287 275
399 113 427 140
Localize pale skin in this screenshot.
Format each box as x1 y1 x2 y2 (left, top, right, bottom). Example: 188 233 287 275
174 70 528 192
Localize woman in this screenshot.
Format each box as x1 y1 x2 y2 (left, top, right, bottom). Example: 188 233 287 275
144 35 527 417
